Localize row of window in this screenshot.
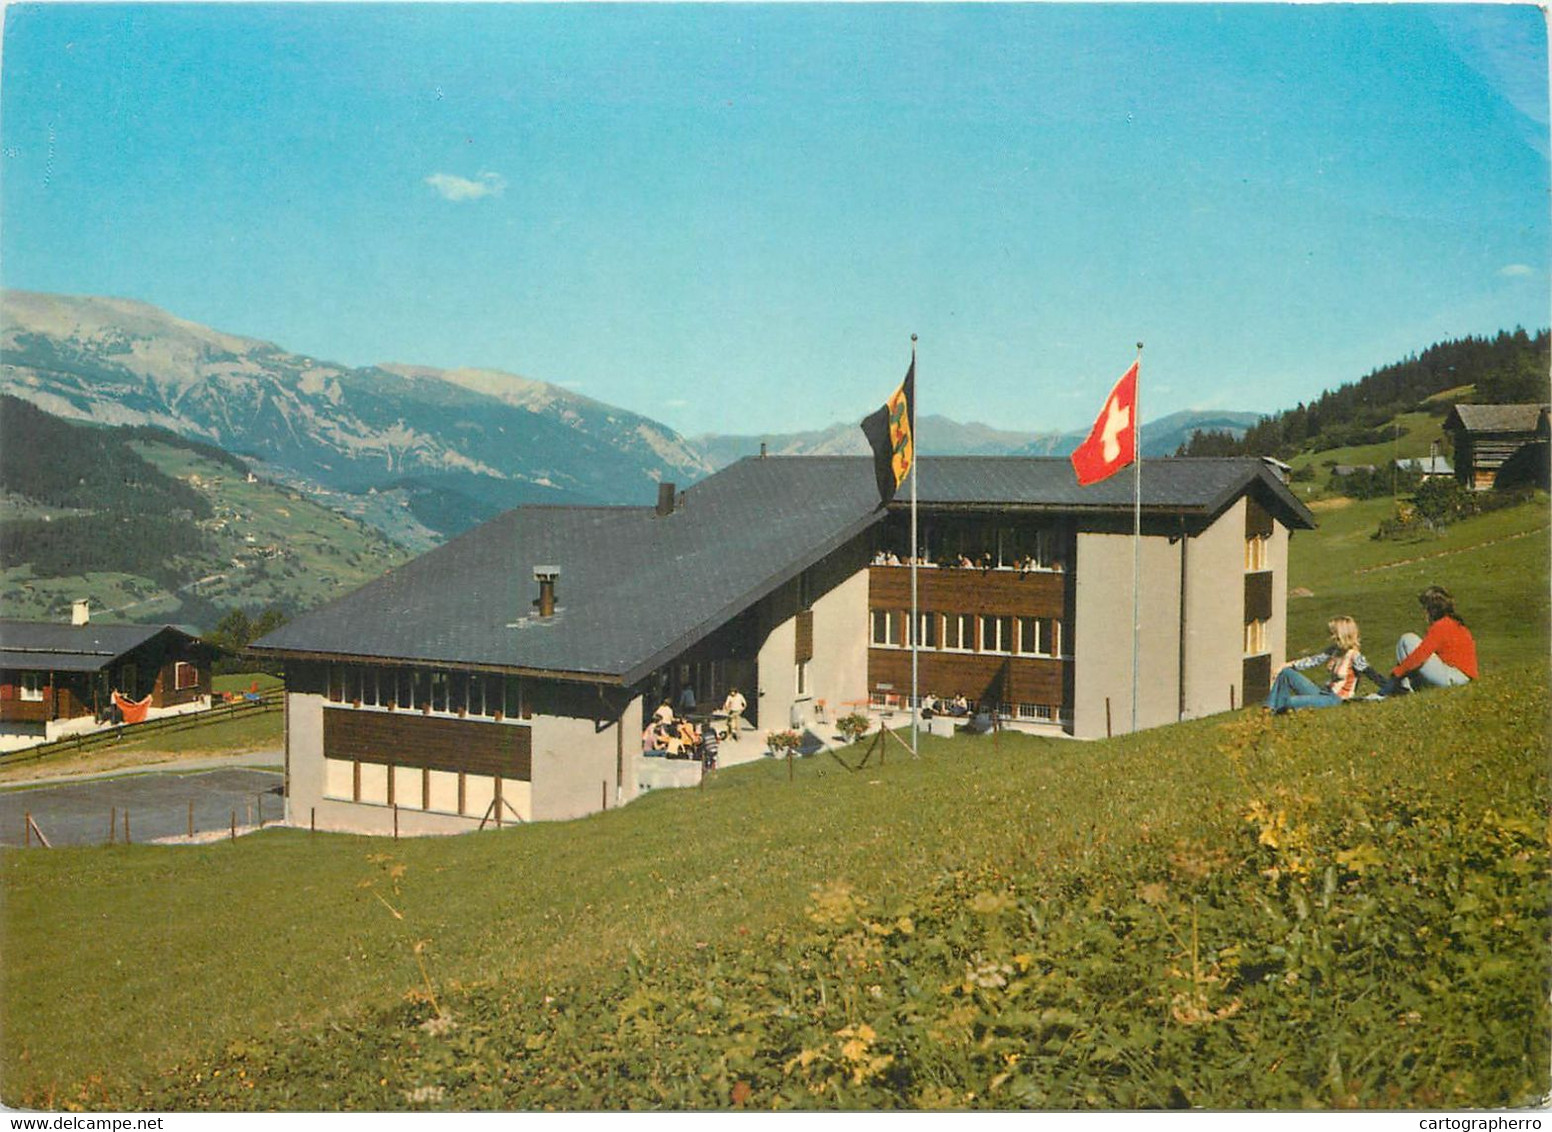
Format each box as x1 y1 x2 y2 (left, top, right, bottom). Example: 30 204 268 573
870 610 1067 658
327 665 527 719
323 757 528 819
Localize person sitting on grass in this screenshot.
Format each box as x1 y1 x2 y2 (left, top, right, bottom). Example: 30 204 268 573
1389 585 1478 692
1266 615 1373 713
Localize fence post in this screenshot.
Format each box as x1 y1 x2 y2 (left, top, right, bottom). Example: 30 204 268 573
393 804 399 841
231 810 237 842
311 806 316 834
109 805 116 846
24 811 30 848
257 792 264 829
1230 685 1236 712
188 800 194 840
1105 697 1113 739
123 810 130 846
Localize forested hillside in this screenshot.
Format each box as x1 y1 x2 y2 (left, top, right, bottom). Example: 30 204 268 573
0 398 408 628
1179 328 1549 458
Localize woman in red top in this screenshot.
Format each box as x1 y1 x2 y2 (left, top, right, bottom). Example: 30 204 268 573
1393 585 1477 690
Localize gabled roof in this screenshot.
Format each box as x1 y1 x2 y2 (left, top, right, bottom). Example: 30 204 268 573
0 621 201 673
1444 403 1551 435
903 456 1316 531
252 456 886 685
253 455 1313 684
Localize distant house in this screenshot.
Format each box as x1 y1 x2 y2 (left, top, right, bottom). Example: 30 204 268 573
1443 404 1551 491
0 603 217 752
251 456 1314 836
1394 454 1453 480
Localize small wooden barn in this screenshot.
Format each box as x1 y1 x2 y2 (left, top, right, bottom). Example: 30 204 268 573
1443 403 1550 491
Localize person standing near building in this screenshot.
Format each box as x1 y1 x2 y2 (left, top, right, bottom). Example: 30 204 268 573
723 687 747 741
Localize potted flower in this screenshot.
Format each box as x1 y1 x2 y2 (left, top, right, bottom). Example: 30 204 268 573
767 728 802 758
836 712 870 744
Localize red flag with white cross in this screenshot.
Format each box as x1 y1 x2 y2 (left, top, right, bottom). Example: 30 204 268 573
1070 361 1139 486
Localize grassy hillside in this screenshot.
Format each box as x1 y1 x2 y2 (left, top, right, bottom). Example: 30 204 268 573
1286 493 1549 671
2 436 409 627
0 501 1546 1111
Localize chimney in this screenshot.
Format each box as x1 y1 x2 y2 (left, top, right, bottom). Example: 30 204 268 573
72 599 90 626
656 482 676 517
533 566 560 618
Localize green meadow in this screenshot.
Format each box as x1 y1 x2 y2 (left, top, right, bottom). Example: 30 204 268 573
1 495 1546 1110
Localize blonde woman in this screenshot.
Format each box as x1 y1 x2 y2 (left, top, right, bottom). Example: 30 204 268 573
1266 616 1373 713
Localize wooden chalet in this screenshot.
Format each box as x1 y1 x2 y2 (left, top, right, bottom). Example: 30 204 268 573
252 455 1313 836
1443 403 1550 491
0 604 217 751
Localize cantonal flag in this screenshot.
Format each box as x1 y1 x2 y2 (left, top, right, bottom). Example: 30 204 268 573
1070 360 1139 487
860 358 915 505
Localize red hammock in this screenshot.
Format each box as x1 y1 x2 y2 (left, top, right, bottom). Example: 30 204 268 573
111 690 152 724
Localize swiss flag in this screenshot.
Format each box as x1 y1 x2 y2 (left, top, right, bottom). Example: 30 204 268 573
1070 361 1139 486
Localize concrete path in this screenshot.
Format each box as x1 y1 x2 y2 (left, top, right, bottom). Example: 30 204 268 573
0 747 283 791
0 766 284 848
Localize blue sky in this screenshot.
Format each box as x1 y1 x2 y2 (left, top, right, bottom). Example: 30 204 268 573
2 3 1547 437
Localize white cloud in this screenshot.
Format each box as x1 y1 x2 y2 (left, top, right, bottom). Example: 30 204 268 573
1499 263 1536 278
424 172 506 202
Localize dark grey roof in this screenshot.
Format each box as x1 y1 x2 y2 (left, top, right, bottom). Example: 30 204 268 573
253 455 1313 684
0 621 194 672
252 456 887 685
904 456 1316 529
1445 404 1550 434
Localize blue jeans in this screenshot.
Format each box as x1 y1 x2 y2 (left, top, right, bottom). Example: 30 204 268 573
1395 633 1471 689
1266 666 1342 712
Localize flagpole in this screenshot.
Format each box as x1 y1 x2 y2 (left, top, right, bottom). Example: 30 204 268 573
909 333 920 757
1131 341 1144 734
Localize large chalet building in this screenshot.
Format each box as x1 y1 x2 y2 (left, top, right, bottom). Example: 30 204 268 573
251 455 1314 836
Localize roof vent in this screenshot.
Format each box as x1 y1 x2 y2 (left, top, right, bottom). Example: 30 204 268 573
533 566 560 619
72 599 90 626
656 482 676 517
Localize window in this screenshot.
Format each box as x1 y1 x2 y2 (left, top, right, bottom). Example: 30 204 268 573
1017 703 1057 722
871 609 899 647
1016 618 1064 657
1244 619 1268 655
943 613 973 651
795 660 809 697
907 611 939 648
1245 535 1269 572
19 672 43 702
430 671 450 712
979 615 1013 654
174 661 199 691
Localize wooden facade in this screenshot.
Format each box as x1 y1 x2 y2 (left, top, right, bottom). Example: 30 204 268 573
867 523 1075 717
323 708 532 779
0 633 211 727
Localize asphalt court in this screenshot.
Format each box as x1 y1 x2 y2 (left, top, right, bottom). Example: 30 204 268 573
0 768 284 847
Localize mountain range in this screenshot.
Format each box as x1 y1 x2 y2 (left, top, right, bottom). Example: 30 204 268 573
1 290 1262 544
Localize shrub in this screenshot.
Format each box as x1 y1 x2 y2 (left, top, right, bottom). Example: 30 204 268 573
836 714 870 743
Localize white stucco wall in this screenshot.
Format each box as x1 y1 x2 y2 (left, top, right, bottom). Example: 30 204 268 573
1071 531 1183 738
285 686 637 835
1182 499 1248 719
755 562 869 746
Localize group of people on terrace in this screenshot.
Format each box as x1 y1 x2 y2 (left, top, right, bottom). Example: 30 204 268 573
871 549 1057 576
641 686 748 762
1266 585 1478 713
